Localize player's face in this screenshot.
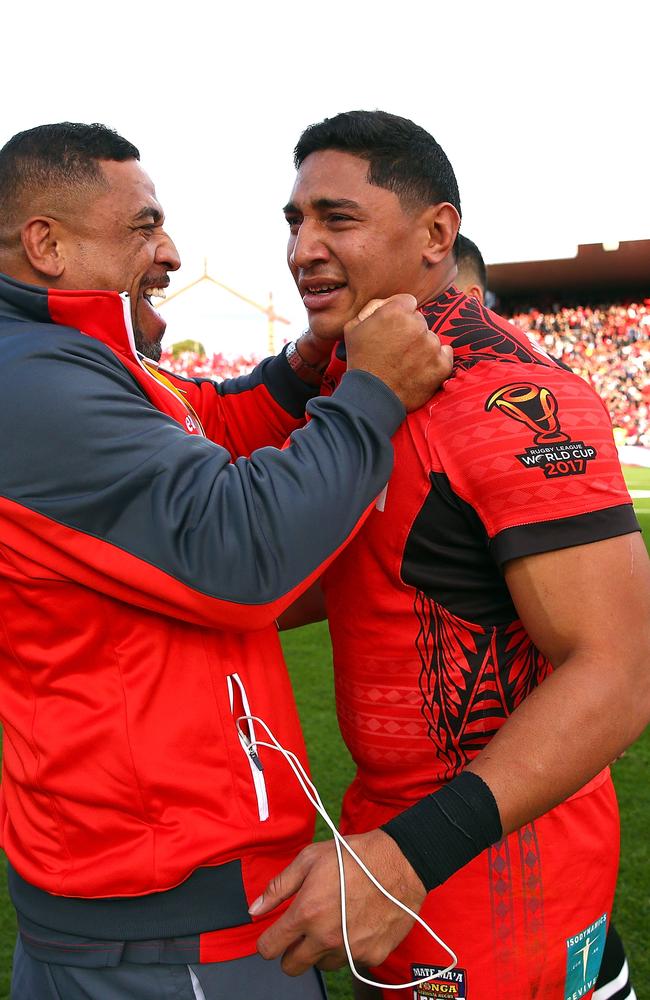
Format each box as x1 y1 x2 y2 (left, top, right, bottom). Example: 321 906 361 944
57 159 181 360
285 150 432 340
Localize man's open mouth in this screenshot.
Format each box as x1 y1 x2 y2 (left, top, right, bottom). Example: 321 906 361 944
142 286 167 304
305 283 345 294
134 283 169 343
301 282 346 309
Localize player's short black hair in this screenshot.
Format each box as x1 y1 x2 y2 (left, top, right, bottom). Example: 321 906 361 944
0 122 140 221
454 234 487 294
294 110 461 217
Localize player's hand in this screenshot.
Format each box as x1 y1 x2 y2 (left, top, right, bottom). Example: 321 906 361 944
295 328 337 369
250 828 427 975
344 294 453 412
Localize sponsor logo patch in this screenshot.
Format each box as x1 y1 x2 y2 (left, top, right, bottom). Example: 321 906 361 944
564 913 607 1000
485 382 597 478
410 964 467 998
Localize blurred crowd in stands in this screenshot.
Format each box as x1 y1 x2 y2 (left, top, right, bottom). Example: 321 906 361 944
508 301 650 448
160 299 650 449
160 349 260 380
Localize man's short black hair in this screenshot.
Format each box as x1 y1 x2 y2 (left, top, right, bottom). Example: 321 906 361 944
454 234 487 294
294 110 461 217
0 122 140 222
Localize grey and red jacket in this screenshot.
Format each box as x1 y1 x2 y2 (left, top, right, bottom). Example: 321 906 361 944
0 273 404 960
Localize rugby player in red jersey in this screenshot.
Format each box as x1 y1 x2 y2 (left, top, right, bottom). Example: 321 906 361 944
253 111 650 1000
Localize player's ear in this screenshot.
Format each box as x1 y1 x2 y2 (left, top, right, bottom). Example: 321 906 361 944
21 217 66 279
422 203 460 266
466 282 485 305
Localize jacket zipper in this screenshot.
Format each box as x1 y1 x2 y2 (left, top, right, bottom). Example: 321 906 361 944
226 673 269 822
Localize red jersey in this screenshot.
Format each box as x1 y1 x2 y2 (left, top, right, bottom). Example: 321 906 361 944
321 289 636 999
322 289 636 813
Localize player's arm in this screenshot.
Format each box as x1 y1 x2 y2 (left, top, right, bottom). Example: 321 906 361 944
169 331 334 457
276 582 326 630
252 531 650 975
467 530 650 832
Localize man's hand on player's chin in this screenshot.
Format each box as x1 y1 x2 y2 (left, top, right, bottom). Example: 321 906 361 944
344 294 453 413
250 828 426 975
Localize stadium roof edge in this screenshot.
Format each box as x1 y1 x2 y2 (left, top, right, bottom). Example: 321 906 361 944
487 239 650 299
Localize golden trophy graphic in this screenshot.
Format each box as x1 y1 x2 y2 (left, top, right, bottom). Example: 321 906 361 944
485 383 571 445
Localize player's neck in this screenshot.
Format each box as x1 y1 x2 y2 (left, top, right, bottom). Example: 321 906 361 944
416 263 457 310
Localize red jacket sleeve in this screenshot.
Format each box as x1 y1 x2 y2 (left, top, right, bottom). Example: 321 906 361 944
161 347 319 457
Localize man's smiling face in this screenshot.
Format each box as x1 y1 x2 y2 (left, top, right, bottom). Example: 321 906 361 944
56 159 180 360
284 149 433 340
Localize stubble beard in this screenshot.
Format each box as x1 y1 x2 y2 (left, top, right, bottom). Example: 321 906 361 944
134 327 162 363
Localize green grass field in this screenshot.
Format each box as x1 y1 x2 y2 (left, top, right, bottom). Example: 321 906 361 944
626 465 650 538
0 467 648 998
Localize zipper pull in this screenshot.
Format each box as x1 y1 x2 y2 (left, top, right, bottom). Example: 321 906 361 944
240 732 264 771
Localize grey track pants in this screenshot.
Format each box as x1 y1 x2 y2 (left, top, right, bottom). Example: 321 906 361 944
12 935 328 1000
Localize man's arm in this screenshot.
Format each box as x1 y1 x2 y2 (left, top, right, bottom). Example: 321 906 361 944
252 530 650 974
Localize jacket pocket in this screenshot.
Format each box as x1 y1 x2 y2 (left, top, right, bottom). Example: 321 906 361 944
226 673 269 822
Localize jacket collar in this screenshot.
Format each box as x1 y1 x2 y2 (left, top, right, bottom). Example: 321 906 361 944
0 272 205 437
0 272 138 364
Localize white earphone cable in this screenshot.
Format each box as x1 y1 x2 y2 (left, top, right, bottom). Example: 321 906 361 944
237 715 457 991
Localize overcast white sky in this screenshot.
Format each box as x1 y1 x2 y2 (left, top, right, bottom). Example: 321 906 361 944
2 0 648 355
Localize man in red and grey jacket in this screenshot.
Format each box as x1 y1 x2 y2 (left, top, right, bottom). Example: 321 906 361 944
0 122 452 999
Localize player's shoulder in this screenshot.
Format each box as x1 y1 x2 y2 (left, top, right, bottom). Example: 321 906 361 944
430 351 607 441
423 289 559 371
421 293 595 407
422 343 610 473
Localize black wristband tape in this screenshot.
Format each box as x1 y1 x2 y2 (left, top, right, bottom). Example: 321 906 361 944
381 771 503 892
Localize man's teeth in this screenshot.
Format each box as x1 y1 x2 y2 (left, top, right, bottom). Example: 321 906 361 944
308 284 342 293
144 287 166 301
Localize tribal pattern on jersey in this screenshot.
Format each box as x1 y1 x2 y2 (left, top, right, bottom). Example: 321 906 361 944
415 592 551 780
488 823 546 994
422 288 555 371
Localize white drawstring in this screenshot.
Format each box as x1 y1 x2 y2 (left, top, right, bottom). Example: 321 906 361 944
237 715 457 991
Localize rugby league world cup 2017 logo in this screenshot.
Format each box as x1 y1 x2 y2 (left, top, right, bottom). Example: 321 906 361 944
485 383 597 479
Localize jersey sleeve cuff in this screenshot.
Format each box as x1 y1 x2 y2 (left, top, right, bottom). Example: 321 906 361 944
260 347 322 419
491 503 641 567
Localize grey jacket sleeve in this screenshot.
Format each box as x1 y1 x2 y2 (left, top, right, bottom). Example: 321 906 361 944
1 330 403 628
